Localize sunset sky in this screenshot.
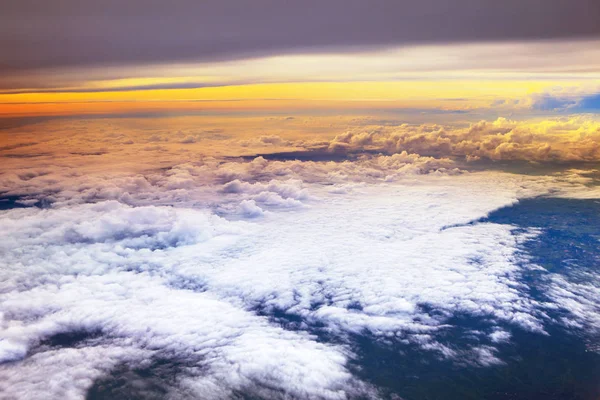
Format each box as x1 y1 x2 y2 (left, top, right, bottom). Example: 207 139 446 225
2 0 600 118
1 2 600 400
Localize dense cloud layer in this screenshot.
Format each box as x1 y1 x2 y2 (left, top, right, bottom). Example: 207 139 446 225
1 166 599 398
2 116 600 178
1 117 600 398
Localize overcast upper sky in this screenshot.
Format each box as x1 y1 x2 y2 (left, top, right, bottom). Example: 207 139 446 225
2 0 600 72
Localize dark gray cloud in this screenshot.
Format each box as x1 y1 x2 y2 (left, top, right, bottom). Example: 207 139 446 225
1 0 599 72
0 82 239 95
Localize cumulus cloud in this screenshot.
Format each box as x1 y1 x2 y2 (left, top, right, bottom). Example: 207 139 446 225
179 135 198 144
2 164 600 397
236 199 266 217
0 201 371 399
322 116 600 162
1 116 600 398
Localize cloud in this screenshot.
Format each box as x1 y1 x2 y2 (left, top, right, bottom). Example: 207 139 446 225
2 0 600 76
2 116 600 397
531 93 579 111
546 274 600 332
0 201 371 399
237 199 266 217
321 116 600 162
2 165 599 394
179 135 198 144
239 135 293 148
489 329 511 343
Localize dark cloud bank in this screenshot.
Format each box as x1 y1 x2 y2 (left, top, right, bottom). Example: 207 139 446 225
1 0 600 72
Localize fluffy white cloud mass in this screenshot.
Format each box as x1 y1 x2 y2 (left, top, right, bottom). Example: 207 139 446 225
1 117 599 399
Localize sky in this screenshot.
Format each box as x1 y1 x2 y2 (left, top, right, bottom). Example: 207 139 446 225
1 2 600 399
1 0 600 118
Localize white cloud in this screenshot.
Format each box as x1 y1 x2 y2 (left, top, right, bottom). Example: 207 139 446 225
2 117 600 398
546 274 600 333
0 206 370 398
3 169 598 396
489 329 511 343
237 199 266 218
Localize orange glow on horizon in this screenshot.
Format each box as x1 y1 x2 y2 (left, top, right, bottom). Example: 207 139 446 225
0 80 588 117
